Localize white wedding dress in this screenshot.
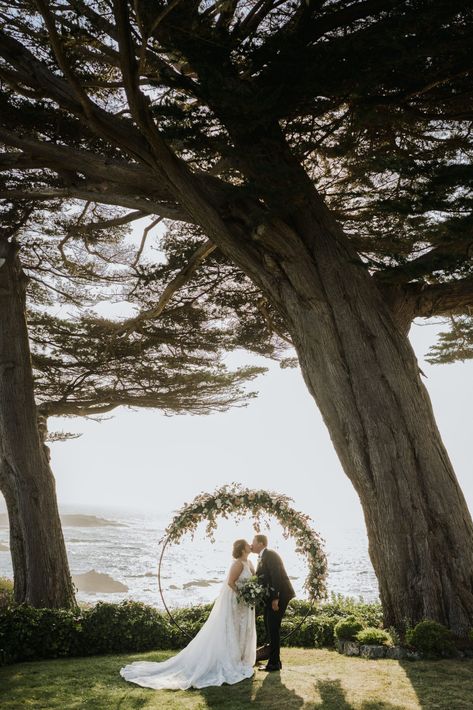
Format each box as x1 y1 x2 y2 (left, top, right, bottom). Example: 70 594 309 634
120 560 257 690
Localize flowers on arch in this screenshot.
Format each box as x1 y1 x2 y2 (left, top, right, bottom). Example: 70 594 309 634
161 483 328 602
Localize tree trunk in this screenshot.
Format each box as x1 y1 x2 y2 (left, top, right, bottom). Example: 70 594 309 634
0 240 76 608
262 215 473 634
248 206 473 635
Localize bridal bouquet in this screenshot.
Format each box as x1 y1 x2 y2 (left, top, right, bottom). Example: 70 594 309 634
236 576 269 608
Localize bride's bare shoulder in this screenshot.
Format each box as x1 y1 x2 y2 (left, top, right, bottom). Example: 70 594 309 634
228 558 244 583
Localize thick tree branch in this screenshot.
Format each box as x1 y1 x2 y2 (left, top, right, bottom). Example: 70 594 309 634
410 277 473 319
375 239 473 285
0 128 165 193
39 389 250 418
0 187 186 220
0 28 155 165
70 210 147 234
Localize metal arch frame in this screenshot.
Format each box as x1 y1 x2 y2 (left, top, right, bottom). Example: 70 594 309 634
157 533 316 643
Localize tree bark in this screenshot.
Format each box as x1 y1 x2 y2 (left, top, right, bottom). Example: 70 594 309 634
0 239 76 608
255 209 473 636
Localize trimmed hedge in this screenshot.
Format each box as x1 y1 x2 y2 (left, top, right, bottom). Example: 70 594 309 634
0 593 383 666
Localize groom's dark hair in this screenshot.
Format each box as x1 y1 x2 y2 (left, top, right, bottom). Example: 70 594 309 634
254 534 268 546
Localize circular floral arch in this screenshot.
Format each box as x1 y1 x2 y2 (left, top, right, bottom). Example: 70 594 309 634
158 483 328 637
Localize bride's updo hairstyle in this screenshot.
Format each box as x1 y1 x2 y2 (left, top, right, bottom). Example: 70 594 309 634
232 539 247 559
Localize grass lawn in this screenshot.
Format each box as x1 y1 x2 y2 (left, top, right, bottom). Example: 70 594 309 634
0 648 472 710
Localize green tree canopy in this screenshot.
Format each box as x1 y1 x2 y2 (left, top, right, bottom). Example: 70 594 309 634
0 0 471 358
1 198 266 427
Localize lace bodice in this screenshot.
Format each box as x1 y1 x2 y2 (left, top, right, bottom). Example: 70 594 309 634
233 559 253 587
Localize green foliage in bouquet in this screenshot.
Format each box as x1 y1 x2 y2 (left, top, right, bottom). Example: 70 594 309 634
236 576 269 608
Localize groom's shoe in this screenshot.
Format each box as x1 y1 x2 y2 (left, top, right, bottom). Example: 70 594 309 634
259 664 280 672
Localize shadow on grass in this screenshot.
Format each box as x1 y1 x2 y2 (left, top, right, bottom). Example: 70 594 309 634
201 669 305 710
3 650 473 709
316 679 352 709
254 671 304 708
203 672 404 710
315 678 403 710
399 658 473 710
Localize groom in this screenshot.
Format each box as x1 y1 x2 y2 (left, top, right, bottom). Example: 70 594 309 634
251 534 295 672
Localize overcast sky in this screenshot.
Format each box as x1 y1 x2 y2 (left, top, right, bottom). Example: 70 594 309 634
2 317 466 536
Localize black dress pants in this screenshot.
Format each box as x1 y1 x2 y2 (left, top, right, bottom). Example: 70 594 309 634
264 598 288 667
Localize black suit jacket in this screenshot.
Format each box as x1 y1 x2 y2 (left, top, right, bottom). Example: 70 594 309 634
256 548 295 604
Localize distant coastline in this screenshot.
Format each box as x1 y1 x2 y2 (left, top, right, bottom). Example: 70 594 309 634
0 513 126 528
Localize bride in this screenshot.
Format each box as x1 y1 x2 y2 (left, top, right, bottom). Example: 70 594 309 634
120 539 257 690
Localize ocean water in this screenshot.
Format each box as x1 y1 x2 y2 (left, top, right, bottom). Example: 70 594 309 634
0 505 379 608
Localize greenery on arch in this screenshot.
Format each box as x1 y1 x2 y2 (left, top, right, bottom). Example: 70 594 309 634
162 483 328 602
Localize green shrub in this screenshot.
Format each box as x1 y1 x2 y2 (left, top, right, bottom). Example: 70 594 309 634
0 578 13 593
334 615 365 641
0 578 14 610
0 605 82 665
286 599 313 616
318 594 383 628
256 614 266 646
406 620 455 658
172 603 212 625
387 625 401 646
469 628 473 643
285 594 381 644
80 601 170 654
281 613 336 648
0 594 384 666
356 627 392 646
311 613 338 648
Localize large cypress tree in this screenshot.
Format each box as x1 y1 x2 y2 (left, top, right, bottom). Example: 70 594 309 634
1 1 472 631
0 199 263 607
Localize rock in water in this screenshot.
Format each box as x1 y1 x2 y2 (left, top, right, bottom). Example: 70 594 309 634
1 513 126 528
72 570 128 592
182 578 221 589
61 514 126 527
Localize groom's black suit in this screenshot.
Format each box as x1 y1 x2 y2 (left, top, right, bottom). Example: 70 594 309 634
256 548 295 669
